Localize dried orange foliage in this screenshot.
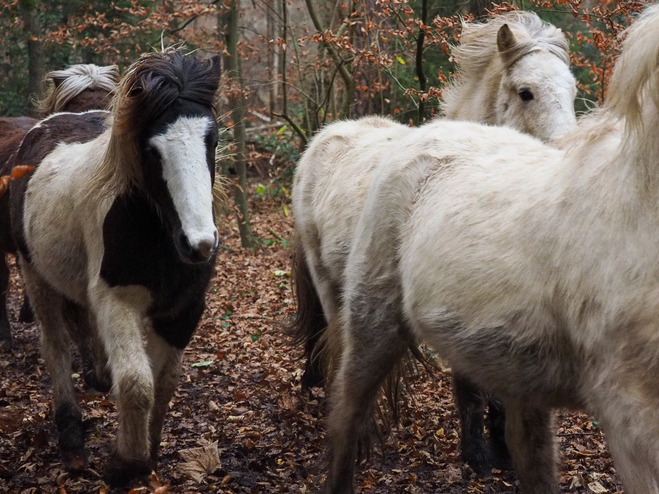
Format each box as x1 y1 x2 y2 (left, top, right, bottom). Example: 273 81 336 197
0 165 35 197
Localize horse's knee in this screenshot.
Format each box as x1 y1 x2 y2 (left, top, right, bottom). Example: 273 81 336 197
117 372 154 413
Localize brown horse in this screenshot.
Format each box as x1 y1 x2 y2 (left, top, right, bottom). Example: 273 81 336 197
0 63 118 353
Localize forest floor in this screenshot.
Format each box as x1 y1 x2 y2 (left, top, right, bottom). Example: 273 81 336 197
0 179 623 493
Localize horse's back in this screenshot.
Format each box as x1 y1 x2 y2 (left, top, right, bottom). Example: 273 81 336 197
293 116 410 281
10 111 110 301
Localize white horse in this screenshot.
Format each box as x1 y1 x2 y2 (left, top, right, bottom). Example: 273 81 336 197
325 5 659 494
9 50 221 488
291 10 576 475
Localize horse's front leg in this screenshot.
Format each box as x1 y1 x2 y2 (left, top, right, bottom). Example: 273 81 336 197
0 255 12 350
91 283 154 487
145 330 183 467
147 300 203 466
504 400 558 494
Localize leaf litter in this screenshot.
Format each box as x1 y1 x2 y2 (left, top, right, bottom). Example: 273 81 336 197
0 183 623 493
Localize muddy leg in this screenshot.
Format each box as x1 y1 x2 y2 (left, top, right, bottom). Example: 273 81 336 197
21 259 86 470
487 398 511 470
504 401 558 494
453 373 489 475
0 257 12 350
324 310 408 494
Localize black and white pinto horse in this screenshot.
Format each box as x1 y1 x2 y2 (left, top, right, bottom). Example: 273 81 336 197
9 50 222 486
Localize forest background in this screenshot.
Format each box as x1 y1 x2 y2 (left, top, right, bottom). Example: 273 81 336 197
0 0 647 245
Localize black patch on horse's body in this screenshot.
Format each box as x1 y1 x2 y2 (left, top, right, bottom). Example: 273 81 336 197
100 192 214 349
9 111 109 261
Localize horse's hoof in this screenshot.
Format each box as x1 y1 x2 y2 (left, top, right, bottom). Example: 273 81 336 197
462 445 491 476
104 455 152 488
61 448 88 471
490 446 513 471
18 303 35 323
300 367 325 391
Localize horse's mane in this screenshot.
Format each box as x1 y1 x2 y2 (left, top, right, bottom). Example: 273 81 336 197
38 64 119 116
606 5 659 139
441 11 569 117
90 49 222 198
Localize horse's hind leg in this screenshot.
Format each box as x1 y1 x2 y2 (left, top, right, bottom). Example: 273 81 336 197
504 400 558 494
20 259 86 470
325 308 408 494
0 256 12 350
453 373 489 474
62 301 111 393
18 292 35 323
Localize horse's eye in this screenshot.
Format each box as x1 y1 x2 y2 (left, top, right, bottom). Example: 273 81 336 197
519 88 534 102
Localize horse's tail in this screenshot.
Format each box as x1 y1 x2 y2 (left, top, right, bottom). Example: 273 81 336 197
607 5 659 134
286 240 328 391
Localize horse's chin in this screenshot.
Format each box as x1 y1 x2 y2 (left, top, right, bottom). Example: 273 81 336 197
176 250 212 265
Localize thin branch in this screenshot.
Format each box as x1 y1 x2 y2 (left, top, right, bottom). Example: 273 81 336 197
273 112 308 146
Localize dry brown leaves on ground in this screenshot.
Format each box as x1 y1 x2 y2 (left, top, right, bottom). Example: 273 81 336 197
0 184 623 493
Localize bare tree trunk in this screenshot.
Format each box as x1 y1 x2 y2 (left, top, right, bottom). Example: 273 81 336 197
222 0 255 248
416 0 428 123
19 0 44 115
266 0 277 115
280 0 288 116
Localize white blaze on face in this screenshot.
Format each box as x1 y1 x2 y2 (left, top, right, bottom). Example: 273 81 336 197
149 116 217 258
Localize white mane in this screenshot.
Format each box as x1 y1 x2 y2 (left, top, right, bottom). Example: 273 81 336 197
40 64 119 115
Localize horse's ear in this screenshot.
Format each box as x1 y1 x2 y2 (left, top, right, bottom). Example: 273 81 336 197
497 24 517 53
208 55 223 81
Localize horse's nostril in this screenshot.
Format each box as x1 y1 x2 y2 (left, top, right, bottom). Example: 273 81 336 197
176 231 192 257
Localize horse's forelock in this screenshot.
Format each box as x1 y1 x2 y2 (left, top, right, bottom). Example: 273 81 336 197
92 50 221 198
451 11 569 80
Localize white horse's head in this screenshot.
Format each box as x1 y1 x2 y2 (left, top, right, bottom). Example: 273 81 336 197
495 23 577 142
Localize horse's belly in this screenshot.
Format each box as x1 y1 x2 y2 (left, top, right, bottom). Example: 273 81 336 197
416 316 582 407
24 179 90 304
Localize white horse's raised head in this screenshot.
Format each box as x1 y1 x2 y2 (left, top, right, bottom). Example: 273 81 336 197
494 19 577 141
442 11 577 142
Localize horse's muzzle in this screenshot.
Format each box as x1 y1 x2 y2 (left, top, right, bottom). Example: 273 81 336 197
175 229 218 264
